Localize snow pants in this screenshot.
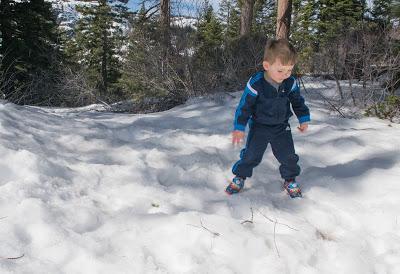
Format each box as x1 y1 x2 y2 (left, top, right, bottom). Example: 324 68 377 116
232 122 300 180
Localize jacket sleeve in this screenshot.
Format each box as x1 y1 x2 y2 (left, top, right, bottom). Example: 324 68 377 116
288 77 310 124
233 79 258 131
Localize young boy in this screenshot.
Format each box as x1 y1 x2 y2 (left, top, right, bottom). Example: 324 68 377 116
226 39 310 198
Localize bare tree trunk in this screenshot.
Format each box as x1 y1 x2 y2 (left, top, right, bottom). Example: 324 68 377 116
160 0 170 55
348 78 356 106
276 0 292 39
101 29 108 94
240 0 255 36
333 63 344 100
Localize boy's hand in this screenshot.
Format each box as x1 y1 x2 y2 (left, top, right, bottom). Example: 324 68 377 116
232 130 245 145
297 123 308 133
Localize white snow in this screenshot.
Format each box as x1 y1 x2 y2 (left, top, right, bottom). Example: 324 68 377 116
171 16 197 29
0 79 400 273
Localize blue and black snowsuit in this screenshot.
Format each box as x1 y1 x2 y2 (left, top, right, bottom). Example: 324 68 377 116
232 71 310 180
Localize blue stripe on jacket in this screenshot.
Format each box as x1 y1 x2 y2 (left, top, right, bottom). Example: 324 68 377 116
233 72 262 131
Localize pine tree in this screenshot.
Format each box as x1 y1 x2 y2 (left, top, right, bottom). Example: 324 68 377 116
0 0 60 104
119 3 163 100
253 0 276 37
192 2 224 92
316 0 364 43
291 0 318 71
372 0 392 27
292 0 317 42
195 2 224 67
218 0 241 39
393 0 400 18
66 0 128 96
197 4 224 48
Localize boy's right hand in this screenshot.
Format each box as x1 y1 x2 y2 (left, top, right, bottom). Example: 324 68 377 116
232 130 245 145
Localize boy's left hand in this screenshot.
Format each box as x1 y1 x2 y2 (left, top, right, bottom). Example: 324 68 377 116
297 123 308 133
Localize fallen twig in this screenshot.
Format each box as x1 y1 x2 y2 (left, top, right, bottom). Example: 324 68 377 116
256 209 299 258
256 209 298 231
241 207 254 225
299 76 347 118
0 217 23 260
273 219 280 258
199 219 220 237
187 219 220 237
0 254 24 260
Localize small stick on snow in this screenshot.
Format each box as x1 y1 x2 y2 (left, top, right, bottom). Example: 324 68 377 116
0 254 24 260
273 219 280 258
199 219 220 237
187 219 220 237
256 209 299 231
241 207 254 225
256 209 299 258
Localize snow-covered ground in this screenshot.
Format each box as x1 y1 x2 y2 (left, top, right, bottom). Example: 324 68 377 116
0 79 400 273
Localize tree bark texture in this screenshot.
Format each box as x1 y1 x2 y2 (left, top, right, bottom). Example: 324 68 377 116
276 0 292 39
160 0 170 51
240 0 255 36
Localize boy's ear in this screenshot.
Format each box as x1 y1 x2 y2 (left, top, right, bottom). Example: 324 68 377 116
262 61 270 71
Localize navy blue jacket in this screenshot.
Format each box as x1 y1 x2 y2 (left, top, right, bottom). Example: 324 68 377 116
234 71 310 131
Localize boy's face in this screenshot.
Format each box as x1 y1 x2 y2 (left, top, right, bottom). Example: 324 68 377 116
263 58 294 83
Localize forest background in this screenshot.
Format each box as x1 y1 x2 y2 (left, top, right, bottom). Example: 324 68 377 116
0 0 399 120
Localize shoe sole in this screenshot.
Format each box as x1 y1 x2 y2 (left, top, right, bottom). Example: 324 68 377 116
225 188 241 195
286 190 302 198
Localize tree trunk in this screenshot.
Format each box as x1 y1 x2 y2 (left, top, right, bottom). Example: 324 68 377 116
348 78 356 106
101 29 108 94
240 0 255 36
160 0 170 54
276 0 292 39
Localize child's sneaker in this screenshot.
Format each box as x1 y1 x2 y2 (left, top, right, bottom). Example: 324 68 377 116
225 176 245 195
283 179 302 198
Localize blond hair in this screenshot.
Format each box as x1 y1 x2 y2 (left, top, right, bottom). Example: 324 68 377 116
263 39 297 65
